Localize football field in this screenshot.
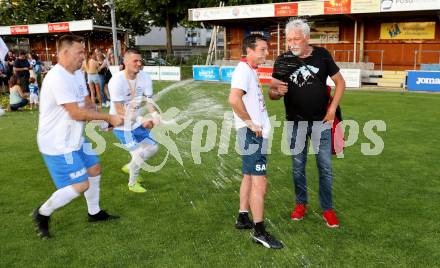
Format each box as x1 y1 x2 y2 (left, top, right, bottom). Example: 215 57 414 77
1 81 439 267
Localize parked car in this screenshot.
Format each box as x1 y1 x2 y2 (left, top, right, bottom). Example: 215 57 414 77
143 58 171 66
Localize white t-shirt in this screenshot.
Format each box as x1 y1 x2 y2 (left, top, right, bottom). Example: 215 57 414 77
231 61 271 138
37 64 89 155
108 70 153 131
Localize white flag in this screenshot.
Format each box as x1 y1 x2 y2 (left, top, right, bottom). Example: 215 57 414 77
0 37 8 63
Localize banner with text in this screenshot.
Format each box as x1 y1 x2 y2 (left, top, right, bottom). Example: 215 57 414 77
380 22 436 40
407 71 440 92
327 68 361 88
193 65 220 81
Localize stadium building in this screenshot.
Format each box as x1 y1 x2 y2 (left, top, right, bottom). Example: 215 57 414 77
0 20 128 64
189 0 440 88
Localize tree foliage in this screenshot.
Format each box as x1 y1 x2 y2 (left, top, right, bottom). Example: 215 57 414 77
0 0 151 35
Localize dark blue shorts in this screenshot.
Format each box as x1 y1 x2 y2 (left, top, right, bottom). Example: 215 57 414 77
236 127 267 176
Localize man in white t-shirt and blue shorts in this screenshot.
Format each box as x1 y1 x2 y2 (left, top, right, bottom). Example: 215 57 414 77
32 35 124 239
229 34 283 249
109 48 159 193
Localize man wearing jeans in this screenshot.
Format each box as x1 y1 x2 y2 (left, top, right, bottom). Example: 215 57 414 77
269 19 345 227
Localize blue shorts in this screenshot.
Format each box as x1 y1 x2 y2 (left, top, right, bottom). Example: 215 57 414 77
236 127 267 176
113 126 157 151
42 143 100 189
87 73 100 84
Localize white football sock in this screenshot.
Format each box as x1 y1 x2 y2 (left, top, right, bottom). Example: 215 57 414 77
128 144 159 186
140 144 159 160
39 185 80 216
84 175 101 215
128 148 143 186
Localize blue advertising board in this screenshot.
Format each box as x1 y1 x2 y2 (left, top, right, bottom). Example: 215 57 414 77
220 66 235 82
420 64 440 71
407 71 440 92
193 65 220 81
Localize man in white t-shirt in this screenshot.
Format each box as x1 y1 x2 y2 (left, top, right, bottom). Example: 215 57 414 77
109 48 159 193
229 34 283 249
33 35 124 239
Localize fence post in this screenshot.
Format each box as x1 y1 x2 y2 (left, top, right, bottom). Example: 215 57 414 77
413 50 417 70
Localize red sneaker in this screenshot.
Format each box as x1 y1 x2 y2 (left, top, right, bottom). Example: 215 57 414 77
322 209 339 228
290 204 307 221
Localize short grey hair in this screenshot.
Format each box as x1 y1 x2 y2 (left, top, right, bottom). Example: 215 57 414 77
285 18 310 37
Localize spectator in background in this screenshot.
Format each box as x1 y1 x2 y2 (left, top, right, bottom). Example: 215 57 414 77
97 52 111 108
0 61 7 95
28 77 39 110
95 48 109 107
32 54 43 88
106 48 115 66
82 51 102 110
4 50 15 82
28 52 36 79
8 75 28 111
13 51 30 93
118 54 125 71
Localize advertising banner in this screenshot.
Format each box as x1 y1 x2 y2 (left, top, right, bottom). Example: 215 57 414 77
159 66 181 81
11 25 29 35
309 25 340 44
324 0 351 14
326 69 361 88
380 22 435 40
274 3 299 17
142 66 160 80
193 66 220 81
298 1 324 16
381 0 440 12
189 4 274 21
407 71 440 92
220 66 235 82
351 0 380 13
48 22 70 33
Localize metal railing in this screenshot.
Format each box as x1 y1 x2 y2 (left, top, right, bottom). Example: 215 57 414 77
330 49 383 70
332 50 353 62
363 50 384 71
413 50 440 70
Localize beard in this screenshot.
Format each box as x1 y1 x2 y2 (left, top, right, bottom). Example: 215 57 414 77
289 46 302 56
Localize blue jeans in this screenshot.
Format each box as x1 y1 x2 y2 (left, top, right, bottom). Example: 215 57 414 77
289 121 333 210
10 98 28 111
99 74 107 103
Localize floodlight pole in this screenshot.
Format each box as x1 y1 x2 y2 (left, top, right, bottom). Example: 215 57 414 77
109 0 119 65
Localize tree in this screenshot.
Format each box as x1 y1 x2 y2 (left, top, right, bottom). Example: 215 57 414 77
139 0 272 56
141 0 193 56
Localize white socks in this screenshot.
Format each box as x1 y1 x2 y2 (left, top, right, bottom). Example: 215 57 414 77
84 175 101 215
128 144 159 186
140 144 159 160
39 185 80 216
129 147 144 186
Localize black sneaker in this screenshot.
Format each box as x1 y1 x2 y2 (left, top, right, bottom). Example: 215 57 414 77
88 210 120 222
235 213 254 229
31 208 51 239
252 231 284 249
